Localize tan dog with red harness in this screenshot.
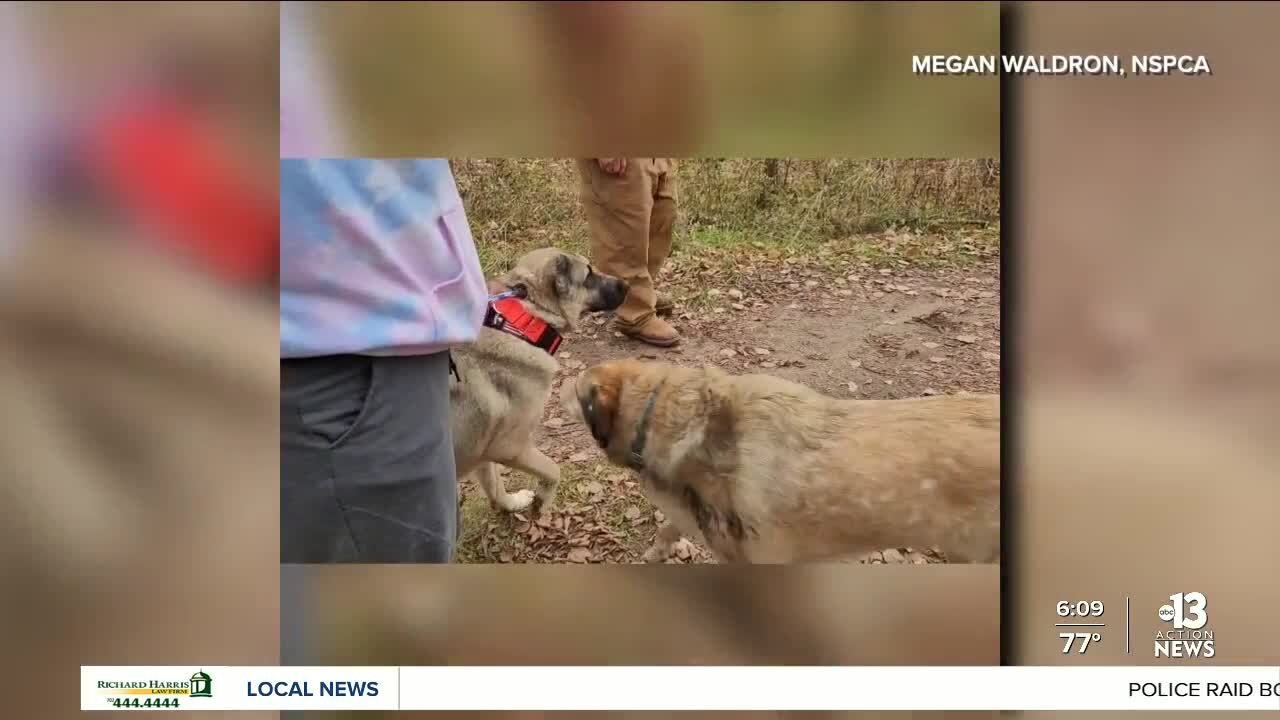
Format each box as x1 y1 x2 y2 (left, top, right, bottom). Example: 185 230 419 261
450 248 627 523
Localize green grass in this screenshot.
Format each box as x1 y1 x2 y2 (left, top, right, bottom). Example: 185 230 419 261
455 158 1000 277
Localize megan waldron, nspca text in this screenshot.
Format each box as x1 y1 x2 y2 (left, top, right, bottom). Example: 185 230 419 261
913 55 1212 77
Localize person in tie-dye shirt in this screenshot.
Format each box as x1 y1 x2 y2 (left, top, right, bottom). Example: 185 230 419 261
279 3 487 563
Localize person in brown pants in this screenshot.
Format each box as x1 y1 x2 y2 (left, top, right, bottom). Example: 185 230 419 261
576 158 680 346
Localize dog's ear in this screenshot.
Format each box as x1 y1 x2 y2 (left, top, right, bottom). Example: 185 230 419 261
553 253 574 298
580 380 619 449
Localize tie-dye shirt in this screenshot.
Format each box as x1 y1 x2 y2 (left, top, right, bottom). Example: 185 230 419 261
279 2 487 358
279 161 488 358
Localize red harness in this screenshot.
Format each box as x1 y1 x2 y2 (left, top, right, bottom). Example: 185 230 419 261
482 292 563 356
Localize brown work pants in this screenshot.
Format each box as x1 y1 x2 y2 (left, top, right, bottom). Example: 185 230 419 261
576 158 678 327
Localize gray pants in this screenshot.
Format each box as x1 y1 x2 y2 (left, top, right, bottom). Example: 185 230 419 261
280 351 457 563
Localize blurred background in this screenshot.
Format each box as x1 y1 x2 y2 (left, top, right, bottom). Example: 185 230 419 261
301 1 999 157
2 3 280 720
4 2 1278 720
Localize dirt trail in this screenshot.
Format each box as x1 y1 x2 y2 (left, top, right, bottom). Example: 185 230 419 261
457 256 1000 564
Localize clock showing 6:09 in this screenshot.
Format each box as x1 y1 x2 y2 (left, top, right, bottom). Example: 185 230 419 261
1057 600 1105 617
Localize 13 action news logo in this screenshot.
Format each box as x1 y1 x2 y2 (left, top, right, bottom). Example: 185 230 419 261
1155 592 1214 659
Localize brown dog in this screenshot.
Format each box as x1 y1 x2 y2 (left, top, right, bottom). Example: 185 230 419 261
561 359 1000 564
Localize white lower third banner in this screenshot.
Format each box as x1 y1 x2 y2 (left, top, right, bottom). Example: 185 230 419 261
81 666 1280 711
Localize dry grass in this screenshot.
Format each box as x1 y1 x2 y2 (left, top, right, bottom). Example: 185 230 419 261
453 158 1000 275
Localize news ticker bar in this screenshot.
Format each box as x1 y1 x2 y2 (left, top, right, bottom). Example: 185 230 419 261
82 666 1280 711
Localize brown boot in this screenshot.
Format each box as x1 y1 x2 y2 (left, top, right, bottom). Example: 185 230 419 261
616 315 681 347
655 292 675 317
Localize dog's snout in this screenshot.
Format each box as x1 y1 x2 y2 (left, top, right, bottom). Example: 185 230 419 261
605 278 628 307
586 276 628 312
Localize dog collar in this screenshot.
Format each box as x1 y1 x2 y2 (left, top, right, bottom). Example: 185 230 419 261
482 287 563 356
627 385 662 471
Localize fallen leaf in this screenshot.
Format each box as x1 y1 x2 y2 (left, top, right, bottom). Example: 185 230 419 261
708 289 722 297
982 351 1000 361
922 341 941 349
954 334 978 344
837 289 854 297
623 506 642 520
582 481 604 495
499 550 514 562
753 348 771 356
569 452 590 463
719 348 737 358
761 361 777 369
567 547 592 563
847 382 859 394
654 510 666 523
731 303 746 311
929 356 946 363
674 539 693 560
922 388 939 396
848 359 862 369
559 351 573 359
788 303 800 309
805 280 819 288
713 307 726 314
543 417 565 429
727 288 745 299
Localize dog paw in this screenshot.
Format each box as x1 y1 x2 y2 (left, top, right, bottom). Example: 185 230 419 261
532 491 557 516
501 489 536 513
